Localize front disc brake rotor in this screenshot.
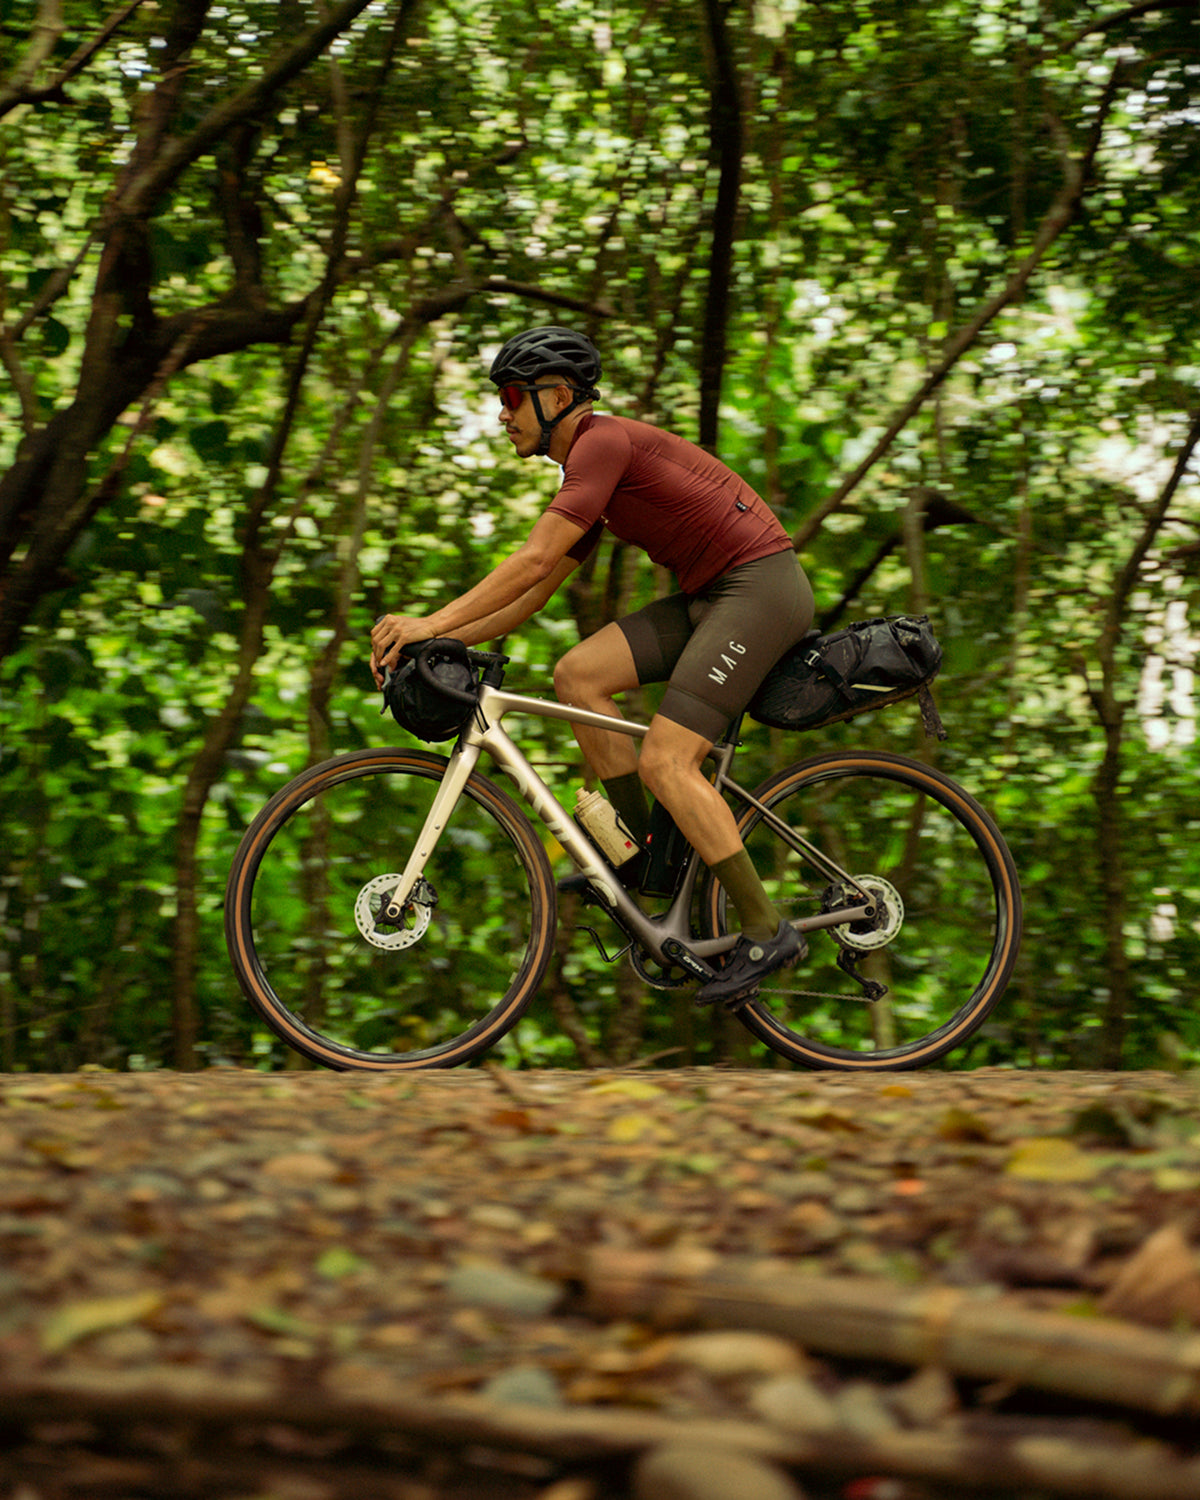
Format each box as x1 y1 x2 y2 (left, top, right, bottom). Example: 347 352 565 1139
355 874 434 951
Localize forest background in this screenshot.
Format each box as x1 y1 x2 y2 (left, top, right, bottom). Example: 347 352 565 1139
1 0 1198 1074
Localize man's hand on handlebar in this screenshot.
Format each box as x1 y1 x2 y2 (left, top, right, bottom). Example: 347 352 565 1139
370 613 431 687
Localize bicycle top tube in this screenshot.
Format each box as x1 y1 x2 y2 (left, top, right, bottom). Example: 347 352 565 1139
471 683 651 744
454 644 754 752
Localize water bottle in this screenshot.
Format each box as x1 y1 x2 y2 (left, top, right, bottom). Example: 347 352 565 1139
574 789 640 866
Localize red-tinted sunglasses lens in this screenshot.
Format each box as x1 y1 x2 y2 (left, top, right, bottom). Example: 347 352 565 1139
500 384 525 411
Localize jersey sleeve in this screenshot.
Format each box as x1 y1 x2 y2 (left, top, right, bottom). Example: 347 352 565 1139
546 418 632 533
566 516 606 564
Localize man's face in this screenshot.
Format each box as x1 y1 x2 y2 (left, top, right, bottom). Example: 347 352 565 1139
498 381 564 458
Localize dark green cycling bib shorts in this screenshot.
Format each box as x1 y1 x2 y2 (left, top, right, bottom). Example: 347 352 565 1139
618 548 814 744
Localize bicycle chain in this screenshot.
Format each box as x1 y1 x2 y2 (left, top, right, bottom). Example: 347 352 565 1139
755 985 877 1005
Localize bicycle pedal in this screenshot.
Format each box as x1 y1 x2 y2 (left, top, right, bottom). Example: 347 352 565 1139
694 982 762 1012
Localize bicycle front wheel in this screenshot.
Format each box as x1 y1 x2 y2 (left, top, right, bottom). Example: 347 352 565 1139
225 748 556 1070
700 749 1022 1070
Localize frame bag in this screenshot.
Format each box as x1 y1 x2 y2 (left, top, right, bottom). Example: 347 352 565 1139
748 615 946 738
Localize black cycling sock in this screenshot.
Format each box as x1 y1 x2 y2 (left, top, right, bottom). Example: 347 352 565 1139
602 772 651 848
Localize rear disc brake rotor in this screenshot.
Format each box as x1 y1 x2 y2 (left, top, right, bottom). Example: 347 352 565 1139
827 875 904 952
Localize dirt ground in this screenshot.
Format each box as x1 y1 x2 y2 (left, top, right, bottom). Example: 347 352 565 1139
2 1066 1200 1500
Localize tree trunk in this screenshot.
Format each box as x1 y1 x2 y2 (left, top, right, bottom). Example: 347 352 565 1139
697 0 743 452
1086 410 1200 1068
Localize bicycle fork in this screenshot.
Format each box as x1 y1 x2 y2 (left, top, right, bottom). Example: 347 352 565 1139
380 741 485 922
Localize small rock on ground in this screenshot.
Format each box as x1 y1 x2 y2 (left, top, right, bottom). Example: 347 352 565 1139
633 1443 806 1500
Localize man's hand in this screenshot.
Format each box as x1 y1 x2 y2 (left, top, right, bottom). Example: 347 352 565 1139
370 614 430 687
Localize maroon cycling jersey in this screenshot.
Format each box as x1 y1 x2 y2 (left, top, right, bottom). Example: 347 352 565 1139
548 413 792 596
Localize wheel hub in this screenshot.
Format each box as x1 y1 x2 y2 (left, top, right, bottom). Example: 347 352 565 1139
355 874 434 951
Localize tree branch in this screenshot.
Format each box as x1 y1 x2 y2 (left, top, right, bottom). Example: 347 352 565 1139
113 0 380 221
1063 0 1197 50
0 0 63 119
2 0 149 121
1101 409 1200 671
0 328 38 436
792 59 1128 551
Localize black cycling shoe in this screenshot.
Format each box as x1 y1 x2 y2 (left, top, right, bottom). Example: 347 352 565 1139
694 921 805 1010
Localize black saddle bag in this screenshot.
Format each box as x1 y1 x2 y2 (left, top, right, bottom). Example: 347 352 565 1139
747 615 946 738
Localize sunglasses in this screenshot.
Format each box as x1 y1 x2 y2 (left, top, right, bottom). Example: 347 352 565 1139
498 382 560 412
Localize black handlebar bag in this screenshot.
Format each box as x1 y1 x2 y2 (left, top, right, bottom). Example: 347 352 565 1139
383 639 478 742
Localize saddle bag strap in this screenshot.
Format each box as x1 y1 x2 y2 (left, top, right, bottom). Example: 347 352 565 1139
803 647 858 706
918 683 948 741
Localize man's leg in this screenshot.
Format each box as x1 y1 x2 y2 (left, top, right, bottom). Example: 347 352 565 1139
635 554 813 1001
637 717 779 940
553 622 640 778
553 623 650 842
556 606 802 1002
640 716 802 1003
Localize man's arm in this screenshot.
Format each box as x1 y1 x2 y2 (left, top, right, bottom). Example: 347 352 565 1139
450 552 580 645
371 511 587 677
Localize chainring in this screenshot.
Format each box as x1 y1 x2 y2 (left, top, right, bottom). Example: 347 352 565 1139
629 946 695 990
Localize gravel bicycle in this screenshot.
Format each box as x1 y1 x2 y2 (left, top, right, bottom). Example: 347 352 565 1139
224 642 1022 1073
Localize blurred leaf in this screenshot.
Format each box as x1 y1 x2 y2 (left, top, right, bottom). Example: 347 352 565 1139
41 1291 164 1354
188 420 232 463
316 1246 370 1279
1006 1138 1102 1184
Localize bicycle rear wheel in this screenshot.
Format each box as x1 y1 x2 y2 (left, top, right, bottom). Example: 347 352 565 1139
225 748 556 1070
700 749 1021 1070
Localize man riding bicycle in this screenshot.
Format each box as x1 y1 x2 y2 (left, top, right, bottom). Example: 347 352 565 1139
370 326 815 1005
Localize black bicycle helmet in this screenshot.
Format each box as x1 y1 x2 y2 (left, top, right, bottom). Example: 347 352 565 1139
489 326 602 454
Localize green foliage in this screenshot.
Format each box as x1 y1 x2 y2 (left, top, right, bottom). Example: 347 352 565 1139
1 0 1199 1069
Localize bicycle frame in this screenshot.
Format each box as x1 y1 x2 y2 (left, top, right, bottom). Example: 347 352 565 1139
382 680 874 974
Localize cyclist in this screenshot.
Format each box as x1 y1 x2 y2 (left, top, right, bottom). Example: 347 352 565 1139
371 326 815 1005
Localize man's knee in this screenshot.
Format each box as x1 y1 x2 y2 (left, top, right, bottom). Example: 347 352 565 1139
555 625 638 707
638 719 709 802
553 646 587 705
636 739 668 801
